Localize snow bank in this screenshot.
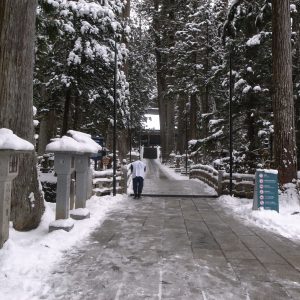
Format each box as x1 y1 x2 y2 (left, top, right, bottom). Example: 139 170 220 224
0 128 34 151
218 183 300 240
0 194 124 300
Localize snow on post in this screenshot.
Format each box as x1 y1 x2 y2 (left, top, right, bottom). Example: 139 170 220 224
68 130 102 154
0 128 34 151
46 134 101 154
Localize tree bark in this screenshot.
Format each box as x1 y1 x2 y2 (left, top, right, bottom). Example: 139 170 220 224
292 3 300 168
272 0 297 184
189 93 198 140
73 94 81 131
62 89 72 136
153 0 167 161
176 93 187 153
153 0 176 161
38 109 57 155
0 0 44 230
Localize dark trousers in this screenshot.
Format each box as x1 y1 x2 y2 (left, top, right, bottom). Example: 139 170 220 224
133 176 144 196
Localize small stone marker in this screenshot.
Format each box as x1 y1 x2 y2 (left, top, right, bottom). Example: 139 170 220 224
253 169 279 212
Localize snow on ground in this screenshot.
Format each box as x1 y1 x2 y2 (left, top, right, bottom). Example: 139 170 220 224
218 184 300 241
0 194 123 300
1 157 300 300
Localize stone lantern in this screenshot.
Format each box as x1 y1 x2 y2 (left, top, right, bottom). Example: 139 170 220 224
169 151 176 167
68 130 101 217
46 131 100 231
175 152 182 171
0 128 34 248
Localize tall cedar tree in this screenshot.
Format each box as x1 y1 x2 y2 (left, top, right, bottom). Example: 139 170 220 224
0 0 44 230
272 0 297 184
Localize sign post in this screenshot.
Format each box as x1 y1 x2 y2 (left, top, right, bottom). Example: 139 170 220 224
253 169 279 212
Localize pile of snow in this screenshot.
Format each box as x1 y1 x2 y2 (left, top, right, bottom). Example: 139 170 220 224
218 183 300 240
46 130 101 154
188 139 198 146
0 128 34 151
291 4 297 13
246 34 261 47
68 130 101 153
0 194 124 300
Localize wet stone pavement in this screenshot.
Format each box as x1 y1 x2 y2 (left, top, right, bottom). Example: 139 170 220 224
40 160 300 300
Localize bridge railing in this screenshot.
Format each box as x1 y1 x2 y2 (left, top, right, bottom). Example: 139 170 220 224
190 164 255 198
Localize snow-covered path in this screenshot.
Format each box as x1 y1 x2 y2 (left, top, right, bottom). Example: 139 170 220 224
35 160 300 300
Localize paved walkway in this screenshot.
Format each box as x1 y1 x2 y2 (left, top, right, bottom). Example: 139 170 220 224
41 160 300 300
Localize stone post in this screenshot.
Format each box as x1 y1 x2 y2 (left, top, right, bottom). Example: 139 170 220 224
74 155 89 209
54 153 74 219
218 170 224 196
69 177 75 210
70 154 91 220
87 164 93 199
0 152 19 248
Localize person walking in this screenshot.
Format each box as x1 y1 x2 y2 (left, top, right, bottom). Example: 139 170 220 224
130 158 146 199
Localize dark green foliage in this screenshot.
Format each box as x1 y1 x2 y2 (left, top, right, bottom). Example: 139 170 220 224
34 0 129 138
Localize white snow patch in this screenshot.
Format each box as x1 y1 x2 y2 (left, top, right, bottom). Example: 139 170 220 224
246 34 261 47
46 130 101 154
0 128 34 151
291 4 297 13
70 208 90 217
0 194 124 300
218 183 300 240
242 85 252 94
49 218 74 228
68 130 101 153
253 85 261 92
234 79 246 90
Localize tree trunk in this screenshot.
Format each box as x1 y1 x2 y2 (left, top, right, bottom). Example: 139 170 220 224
0 0 44 230
62 89 72 136
189 93 198 140
153 0 167 161
73 94 81 131
38 109 57 155
153 0 176 161
292 3 300 168
176 94 187 153
272 0 297 184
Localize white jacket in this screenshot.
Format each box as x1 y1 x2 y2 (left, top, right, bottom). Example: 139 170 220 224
131 160 146 178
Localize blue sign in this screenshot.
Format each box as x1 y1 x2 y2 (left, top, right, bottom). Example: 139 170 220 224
253 170 279 212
